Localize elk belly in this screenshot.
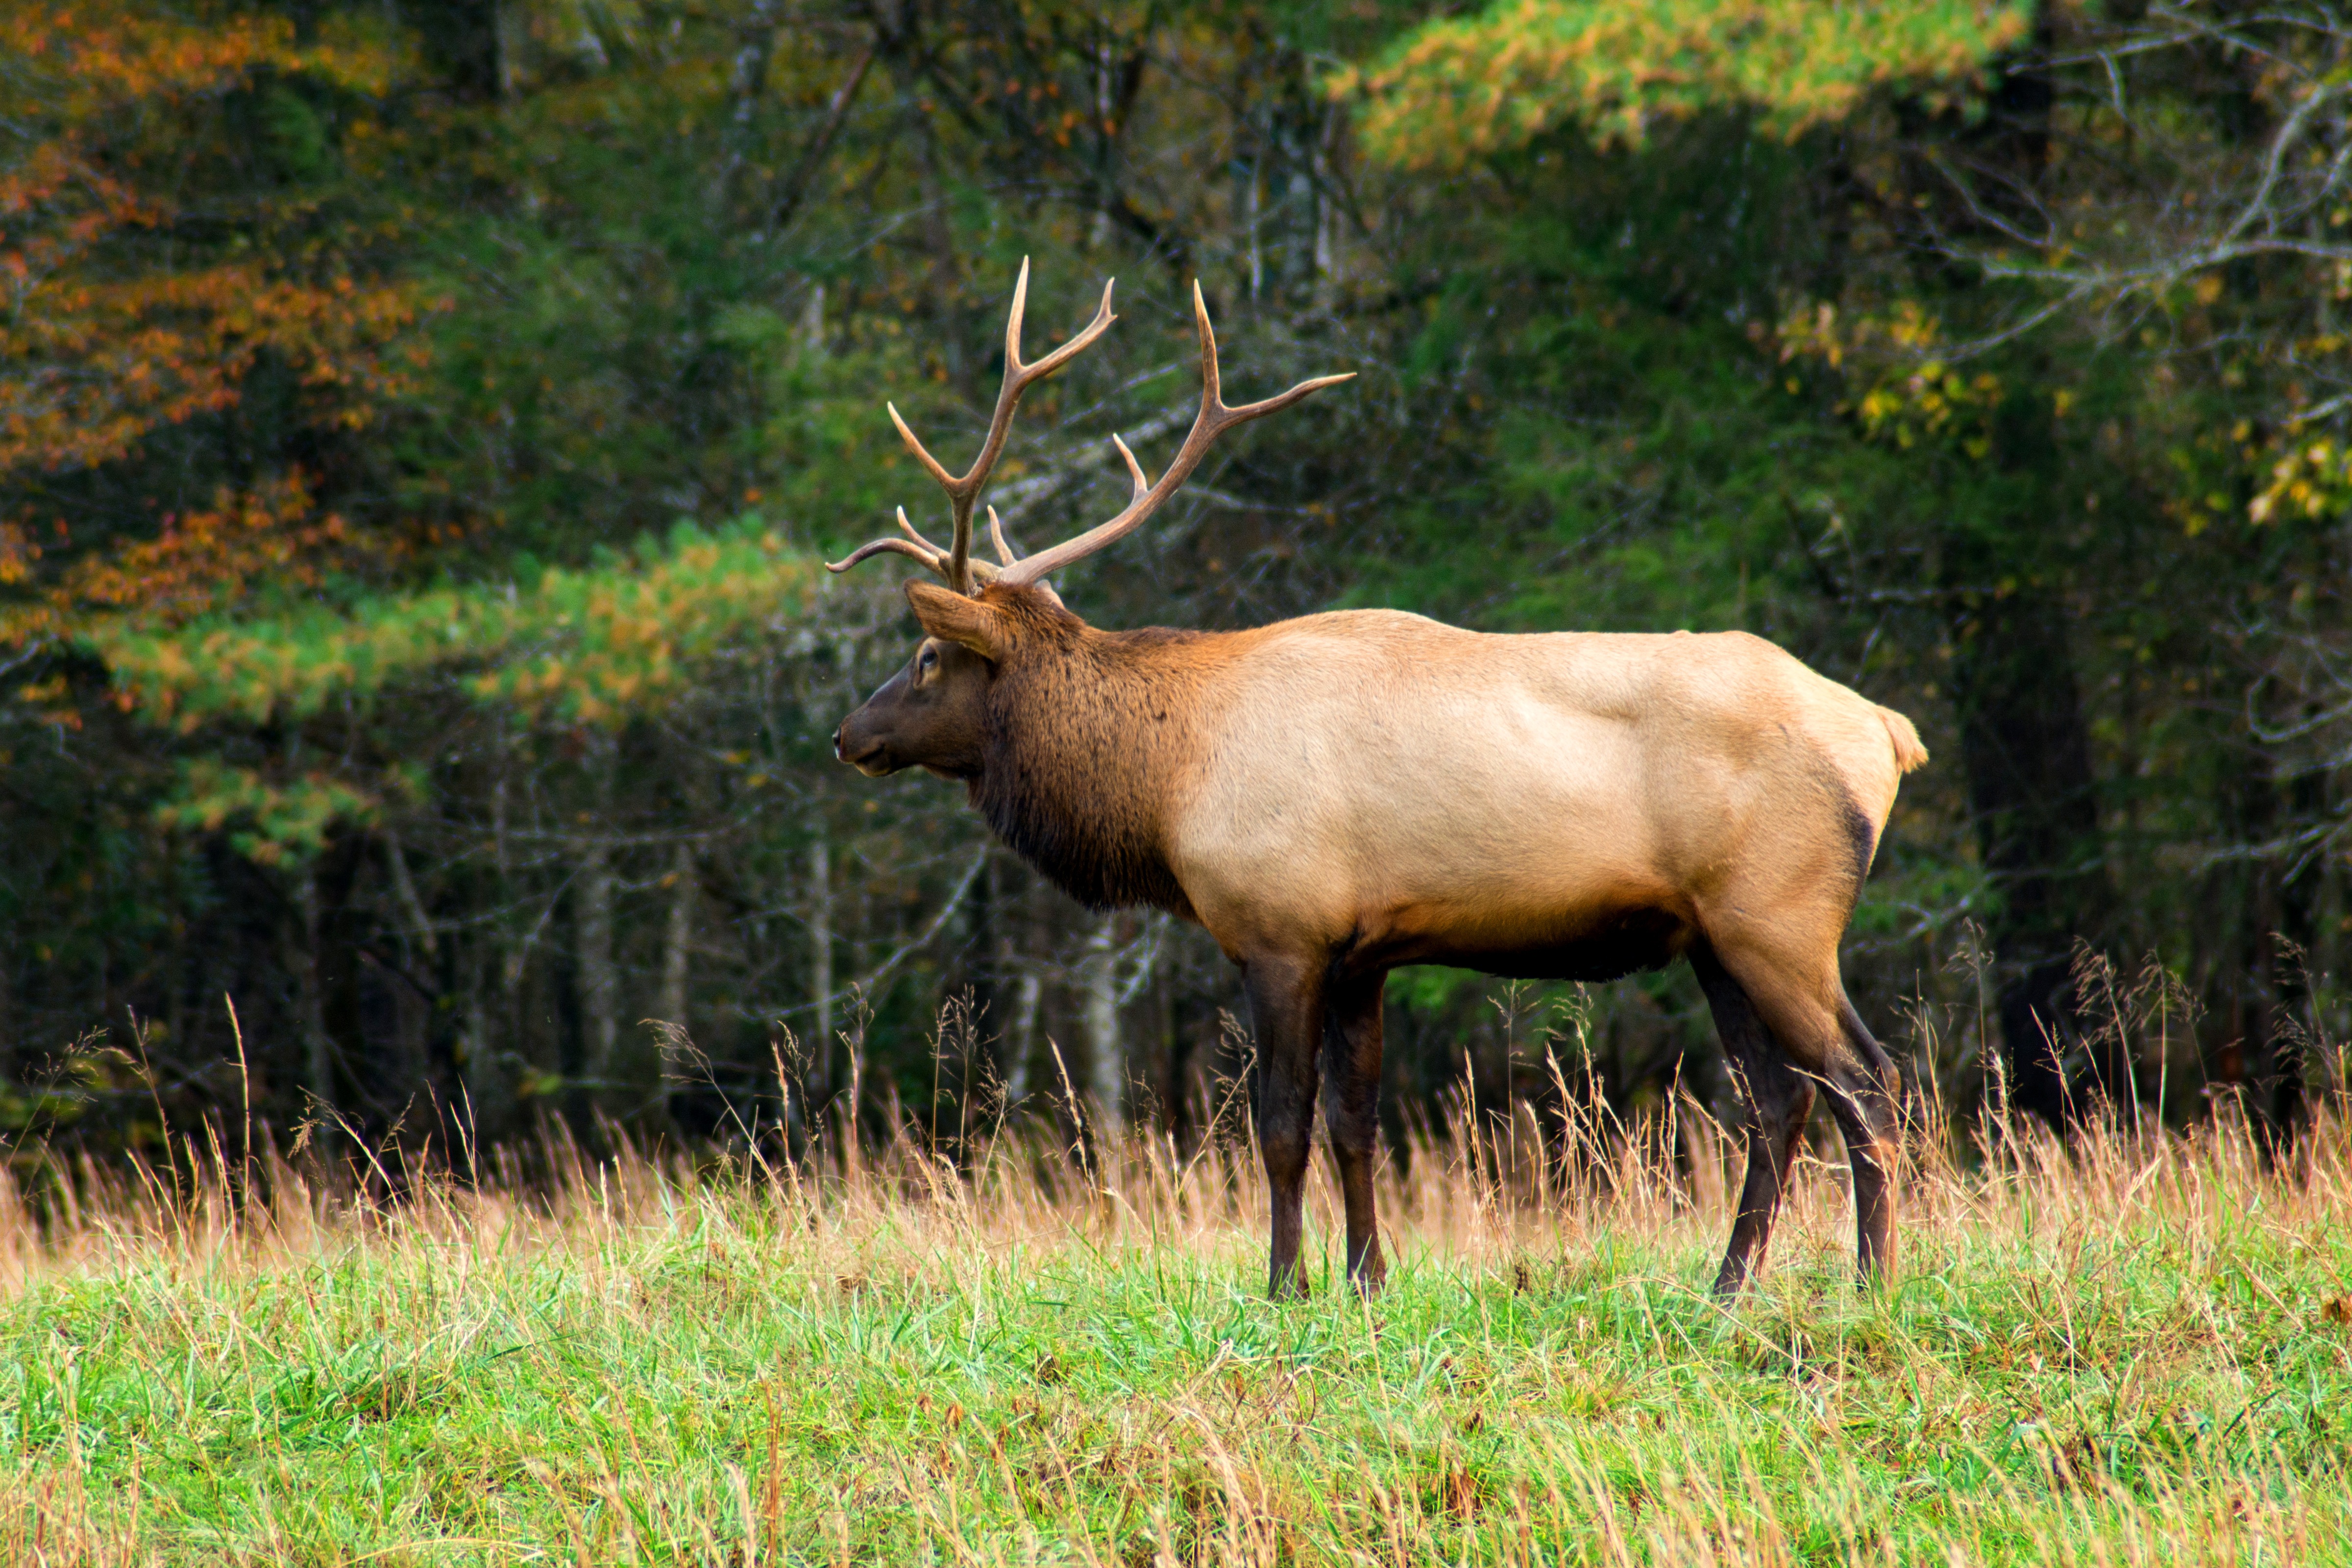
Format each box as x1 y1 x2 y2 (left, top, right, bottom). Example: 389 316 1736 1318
1343 896 1696 983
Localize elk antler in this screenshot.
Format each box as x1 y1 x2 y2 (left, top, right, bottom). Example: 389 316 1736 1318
997 283 1351 588
826 258 1117 594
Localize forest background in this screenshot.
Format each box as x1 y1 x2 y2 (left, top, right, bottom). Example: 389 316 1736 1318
3 0 2349 1173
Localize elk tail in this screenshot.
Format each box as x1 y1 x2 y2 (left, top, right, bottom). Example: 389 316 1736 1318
1877 706 1929 775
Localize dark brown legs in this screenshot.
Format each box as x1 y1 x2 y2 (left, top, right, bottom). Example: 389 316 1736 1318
1694 941 1903 1295
1829 996 1902 1283
1245 931 1898 1301
1692 945 1815 1297
1244 955 1390 1299
1322 971 1389 1291
1245 954 1321 1299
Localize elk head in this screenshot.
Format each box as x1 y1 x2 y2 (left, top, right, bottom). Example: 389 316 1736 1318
829 260 1349 779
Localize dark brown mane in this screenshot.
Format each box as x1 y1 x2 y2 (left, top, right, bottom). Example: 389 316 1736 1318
969 587 1212 916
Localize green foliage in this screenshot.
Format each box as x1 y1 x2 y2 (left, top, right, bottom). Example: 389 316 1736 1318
86 517 822 732
1341 0 2030 168
717 306 944 550
153 761 400 865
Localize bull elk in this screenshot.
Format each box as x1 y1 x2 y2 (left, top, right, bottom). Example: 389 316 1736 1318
831 263 1928 1298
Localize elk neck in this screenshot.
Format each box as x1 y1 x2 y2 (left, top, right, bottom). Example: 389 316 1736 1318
971 597 1219 918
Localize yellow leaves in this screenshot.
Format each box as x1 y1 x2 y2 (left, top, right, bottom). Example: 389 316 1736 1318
0 522 37 585
2248 438 2352 526
1776 295 2001 452
1341 0 2032 170
1774 297 1943 373
14 674 77 732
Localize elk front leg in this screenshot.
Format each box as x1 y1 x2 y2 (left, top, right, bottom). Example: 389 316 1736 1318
1322 969 1389 1293
1244 953 1324 1300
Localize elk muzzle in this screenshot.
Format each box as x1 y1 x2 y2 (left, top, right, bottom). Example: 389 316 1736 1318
833 702 902 777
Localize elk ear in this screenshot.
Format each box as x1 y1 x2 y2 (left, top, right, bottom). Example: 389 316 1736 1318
906 581 1010 661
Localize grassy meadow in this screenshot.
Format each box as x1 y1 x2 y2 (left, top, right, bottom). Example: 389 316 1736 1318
0 1095 2349 1567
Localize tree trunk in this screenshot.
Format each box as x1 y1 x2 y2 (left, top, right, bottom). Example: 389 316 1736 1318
1001 877 1043 1114
712 0 780 212
578 846 616 1085
461 923 510 1164
492 726 541 1092
1312 103 1341 310
657 838 695 1122
576 738 619 1120
2273 763 2327 1136
379 827 438 1131
1945 576 2108 1128
916 113 966 389
808 832 833 1101
294 863 334 1123
409 0 504 102
1083 911 1123 1130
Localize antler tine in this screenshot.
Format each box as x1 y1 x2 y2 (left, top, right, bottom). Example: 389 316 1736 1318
1111 432 1150 501
887 404 960 494
858 259 1118 595
999 281 1352 588
826 536 946 576
894 505 950 555
978 439 1137 572
826 526 1006 584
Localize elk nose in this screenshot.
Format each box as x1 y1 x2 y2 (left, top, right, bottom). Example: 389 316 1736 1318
833 721 847 762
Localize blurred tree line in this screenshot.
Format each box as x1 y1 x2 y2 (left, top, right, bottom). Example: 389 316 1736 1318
2 0 2348 1173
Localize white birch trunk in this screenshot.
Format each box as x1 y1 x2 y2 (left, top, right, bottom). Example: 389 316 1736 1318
578 738 619 1095
800 282 826 356
579 831 616 1089
658 840 694 1090
1004 967 1041 1108
809 833 833 1071
1083 911 1123 1130
296 864 333 1118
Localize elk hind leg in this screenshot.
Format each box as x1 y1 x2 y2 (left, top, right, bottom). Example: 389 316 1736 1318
1693 945 1815 1297
1828 993 1902 1282
1711 936 1903 1287
1320 969 1388 1293
1244 953 1323 1300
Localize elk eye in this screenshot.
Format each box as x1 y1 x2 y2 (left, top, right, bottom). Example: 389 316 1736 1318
919 648 938 677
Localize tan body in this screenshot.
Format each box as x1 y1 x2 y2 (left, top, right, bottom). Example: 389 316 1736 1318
827 264 1924 1297
1164 611 1910 982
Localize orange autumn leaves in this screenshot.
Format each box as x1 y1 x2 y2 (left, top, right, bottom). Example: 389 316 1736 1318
1 473 355 648
0 1 425 644
0 243 425 480
6 2 396 110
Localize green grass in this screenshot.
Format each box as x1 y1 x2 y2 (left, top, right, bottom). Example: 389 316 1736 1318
1 1112 2349 1565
